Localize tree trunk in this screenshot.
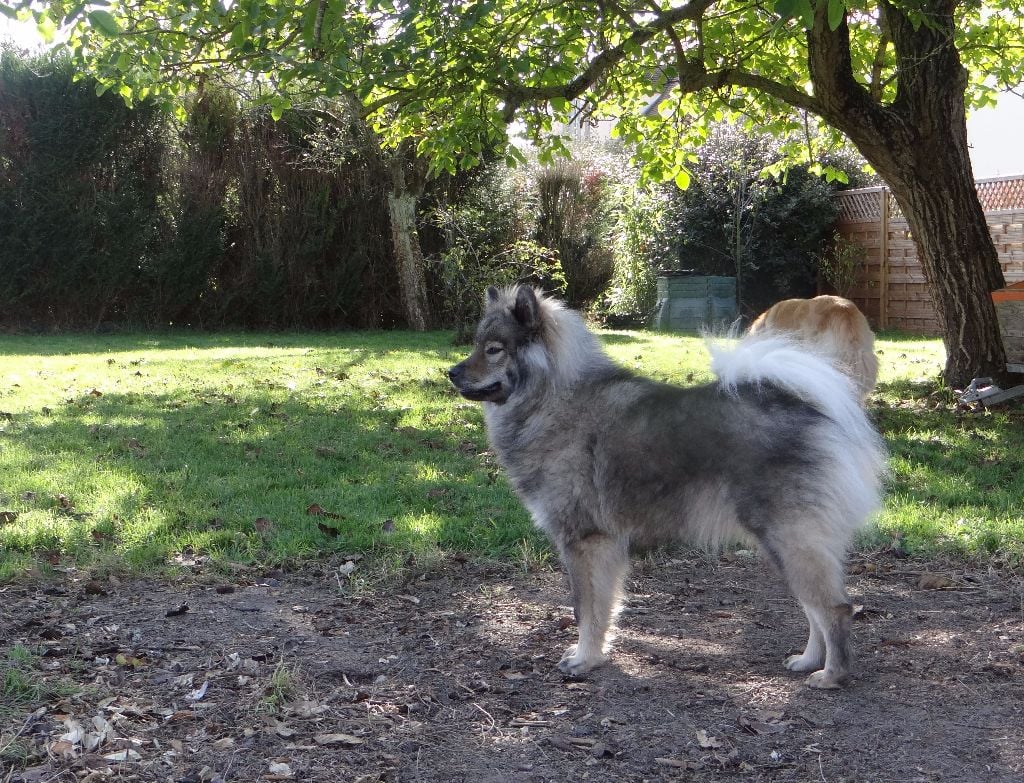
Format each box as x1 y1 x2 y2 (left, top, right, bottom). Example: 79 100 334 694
885 159 1007 387
387 153 433 331
807 3 1007 387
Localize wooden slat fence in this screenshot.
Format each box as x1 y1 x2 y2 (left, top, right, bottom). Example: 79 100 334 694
835 174 1024 334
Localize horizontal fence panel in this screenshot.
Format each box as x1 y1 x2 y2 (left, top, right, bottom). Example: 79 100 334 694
836 175 1024 335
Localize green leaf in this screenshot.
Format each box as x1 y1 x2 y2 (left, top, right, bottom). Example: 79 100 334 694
0 4 17 21
827 0 845 31
95 81 109 97
35 11 57 43
62 4 87 24
87 9 121 37
269 97 291 121
673 168 691 190
550 96 570 114
774 0 812 27
773 0 801 20
229 21 250 48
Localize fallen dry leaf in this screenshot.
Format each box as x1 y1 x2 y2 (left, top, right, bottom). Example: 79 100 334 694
254 517 273 533
0 511 18 525
186 680 209 701
917 572 955 590
737 709 792 736
695 729 723 749
60 718 85 745
286 700 329 718
307 503 343 520
317 521 340 538
314 732 364 746
102 749 141 762
48 740 77 759
267 761 293 778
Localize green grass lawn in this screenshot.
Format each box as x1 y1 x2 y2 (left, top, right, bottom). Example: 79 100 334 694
0 329 1021 581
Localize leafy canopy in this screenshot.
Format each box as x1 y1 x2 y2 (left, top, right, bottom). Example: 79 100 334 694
11 0 1024 179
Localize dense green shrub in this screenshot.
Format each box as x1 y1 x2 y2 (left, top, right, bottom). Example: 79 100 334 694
656 124 853 319
145 90 237 326
0 47 398 331
535 161 615 308
601 183 668 325
0 44 864 333
428 164 563 337
215 107 395 329
429 146 661 329
0 49 165 328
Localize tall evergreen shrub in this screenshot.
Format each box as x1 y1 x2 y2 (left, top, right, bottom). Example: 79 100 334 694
0 49 165 328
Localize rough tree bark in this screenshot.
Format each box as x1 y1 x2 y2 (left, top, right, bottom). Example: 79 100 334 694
387 146 433 332
326 100 433 332
808 1 1007 387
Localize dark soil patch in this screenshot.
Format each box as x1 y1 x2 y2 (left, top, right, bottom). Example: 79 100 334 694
2 553 1022 782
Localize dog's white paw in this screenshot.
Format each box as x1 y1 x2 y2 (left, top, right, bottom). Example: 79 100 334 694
557 645 608 676
804 670 847 690
784 652 824 673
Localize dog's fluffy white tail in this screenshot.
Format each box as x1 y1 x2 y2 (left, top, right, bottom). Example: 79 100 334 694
709 334 859 431
709 333 888 528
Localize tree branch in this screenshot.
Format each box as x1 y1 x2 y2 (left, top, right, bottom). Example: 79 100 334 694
498 0 716 116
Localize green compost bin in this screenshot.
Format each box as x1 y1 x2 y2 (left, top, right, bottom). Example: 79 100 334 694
653 275 737 332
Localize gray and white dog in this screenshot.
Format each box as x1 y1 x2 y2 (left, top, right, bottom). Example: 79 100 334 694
449 285 887 688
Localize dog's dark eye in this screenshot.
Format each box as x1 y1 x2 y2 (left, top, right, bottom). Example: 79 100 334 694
485 345 504 356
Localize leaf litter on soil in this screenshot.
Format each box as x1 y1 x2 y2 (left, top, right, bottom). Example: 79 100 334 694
0 554 1021 782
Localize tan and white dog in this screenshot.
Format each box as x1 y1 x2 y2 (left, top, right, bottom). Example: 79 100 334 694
749 295 878 403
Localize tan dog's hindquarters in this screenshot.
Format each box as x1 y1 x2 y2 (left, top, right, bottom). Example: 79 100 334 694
748 295 878 402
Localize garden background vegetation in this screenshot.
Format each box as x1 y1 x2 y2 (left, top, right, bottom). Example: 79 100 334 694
1 47 871 334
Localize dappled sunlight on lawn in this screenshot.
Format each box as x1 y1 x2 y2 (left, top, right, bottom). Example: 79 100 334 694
0 331 534 573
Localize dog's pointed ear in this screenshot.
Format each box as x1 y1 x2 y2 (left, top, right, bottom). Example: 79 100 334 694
485 286 500 308
513 286 541 330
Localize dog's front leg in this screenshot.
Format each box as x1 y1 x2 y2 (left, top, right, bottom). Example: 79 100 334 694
557 533 629 676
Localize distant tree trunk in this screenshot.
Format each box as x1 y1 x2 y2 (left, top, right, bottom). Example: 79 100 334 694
387 148 432 331
323 101 433 331
808 5 1007 387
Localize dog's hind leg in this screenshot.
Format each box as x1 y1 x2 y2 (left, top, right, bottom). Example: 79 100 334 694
557 532 629 676
763 529 854 689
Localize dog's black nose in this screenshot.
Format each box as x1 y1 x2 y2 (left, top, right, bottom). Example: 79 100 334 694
447 365 462 384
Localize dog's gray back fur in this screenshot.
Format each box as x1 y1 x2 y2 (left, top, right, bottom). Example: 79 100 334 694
449 285 887 688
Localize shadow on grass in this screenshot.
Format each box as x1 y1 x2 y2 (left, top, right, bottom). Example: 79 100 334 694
0 365 535 574
869 381 1024 557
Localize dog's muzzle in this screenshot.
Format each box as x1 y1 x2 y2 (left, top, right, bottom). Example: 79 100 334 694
448 363 506 403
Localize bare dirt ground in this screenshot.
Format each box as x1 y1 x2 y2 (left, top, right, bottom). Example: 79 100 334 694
2 552 1022 783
